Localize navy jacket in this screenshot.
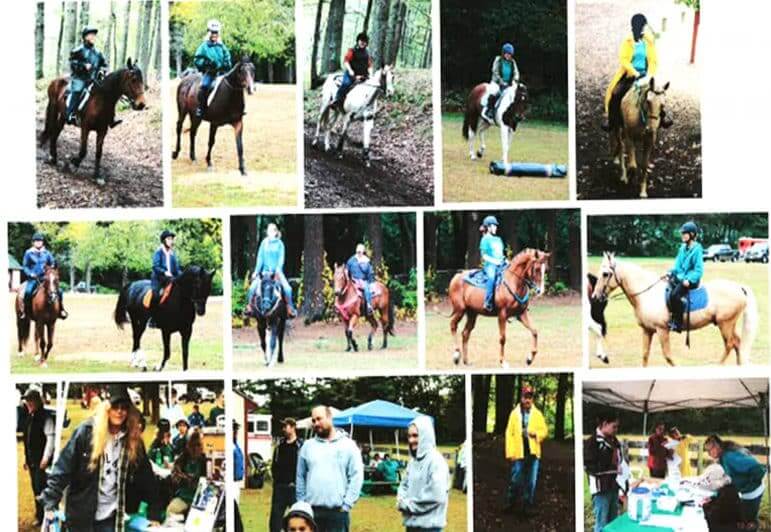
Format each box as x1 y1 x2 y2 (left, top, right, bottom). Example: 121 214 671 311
151 247 182 288
346 255 374 282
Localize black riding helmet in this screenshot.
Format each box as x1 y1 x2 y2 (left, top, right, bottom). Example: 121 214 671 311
356 32 369 44
32 232 46 243
631 14 647 41
81 26 99 39
160 229 176 243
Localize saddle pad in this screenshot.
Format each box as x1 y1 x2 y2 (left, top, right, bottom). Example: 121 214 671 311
489 161 568 178
355 282 382 297
462 268 504 289
207 75 225 106
665 286 709 313
142 284 172 309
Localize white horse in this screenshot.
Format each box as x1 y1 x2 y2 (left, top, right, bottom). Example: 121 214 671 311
591 252 758 367
462 81 528 166
312 65 395 167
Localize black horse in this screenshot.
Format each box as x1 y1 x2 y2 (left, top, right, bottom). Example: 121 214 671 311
113 266 215 371
173 56 256 175
245 272 287 367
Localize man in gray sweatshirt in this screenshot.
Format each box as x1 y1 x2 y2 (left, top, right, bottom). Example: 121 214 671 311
296 405 364 532
397 416 450 532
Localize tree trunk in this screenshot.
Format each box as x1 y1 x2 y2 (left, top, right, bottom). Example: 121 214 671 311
119 0 131 65
79 1 90 34
370 0 391 68
103 1 116 66
366 214 384 271
493 374 515 434
472 375 491 432
36 4 45 79
389 2 407 66
501 212 518 257
133 0 148 66
69 264 76 293
568 213 581 291
301 215 326 322
321 0 345 74
310 0 324 87
362 0 374 33
60 2 78 74
267 62 274 83
85 264 92 292
452 212 467 269
153 1 161 80
465 212 481 268
555 374 569 441
383 0 400 67
424 213 438 272
56 1 66 73
398 215 415 273
546 210 558 282
422 28 432 68
139 0 155 85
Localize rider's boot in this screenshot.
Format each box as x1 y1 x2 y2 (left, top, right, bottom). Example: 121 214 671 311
65 93 80 126
668 313 683 333
109 119 123 129
196 89 208 118
287 300 298 318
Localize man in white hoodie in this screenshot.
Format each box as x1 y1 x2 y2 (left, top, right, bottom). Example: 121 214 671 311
397 416 450 532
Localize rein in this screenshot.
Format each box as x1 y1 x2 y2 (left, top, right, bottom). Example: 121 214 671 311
501 260 538 307
607 263 666 301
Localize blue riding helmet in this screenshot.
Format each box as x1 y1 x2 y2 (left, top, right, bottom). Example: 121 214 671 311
502 43 515 55
32 232 46 242
679 221 699 235
482 215 499 227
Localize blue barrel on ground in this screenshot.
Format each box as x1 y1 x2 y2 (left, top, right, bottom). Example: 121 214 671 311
489 161 568 178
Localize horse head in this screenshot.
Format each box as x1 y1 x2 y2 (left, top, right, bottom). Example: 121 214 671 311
42 265 61 306
332 263 350 298
259 272 281 317
236 55 257 95
121 57 147 110
530 249 550 296
592 252 620 302
379 65 396 98
644 77 669 134
501 82 528 130
181 266 215 316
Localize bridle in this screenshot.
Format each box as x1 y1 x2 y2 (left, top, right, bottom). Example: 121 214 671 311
600 258 665 301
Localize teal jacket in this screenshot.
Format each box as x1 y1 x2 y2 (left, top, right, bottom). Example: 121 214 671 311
193 40 232 75
720 449 766 496
670 242 704 285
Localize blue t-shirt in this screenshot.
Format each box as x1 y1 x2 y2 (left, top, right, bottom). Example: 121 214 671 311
480 234 505 266
632 40 647 75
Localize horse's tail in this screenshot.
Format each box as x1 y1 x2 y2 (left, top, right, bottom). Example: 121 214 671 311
462 111 471 140
114 285 131 329
39 80 63 146
385 288 396 336
740 286 758 364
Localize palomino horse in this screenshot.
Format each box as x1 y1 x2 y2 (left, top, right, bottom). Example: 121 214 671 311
462 82 528 165
39 58 147 185
448 248 549 368
332 264 395 351
114 266 216 371
244 272 288 367
312 66 396 168
16 265 63 368
610 78 669 198
173 56 256 176
591 252 758 366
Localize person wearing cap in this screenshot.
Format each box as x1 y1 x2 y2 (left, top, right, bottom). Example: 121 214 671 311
334 32 373 108
504 385 548 517
270 417 303 532
39 384 160 531
66 26 110 126
346 243 376 316
193 19 232 118
397 416 450 531
246 222 298 319
149 229 182 323
584 410 627 532
667 221 704 332
479 215 505 313
172 418 190 457
22 388 55 525
167 430 208 517
284 501 318 532
482 43 520 124
296 405 363 532
18 232 68 320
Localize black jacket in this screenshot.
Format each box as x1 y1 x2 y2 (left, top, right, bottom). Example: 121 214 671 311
584 431 624 495
38 419 160 532
24 408 53 467
271 437 303 485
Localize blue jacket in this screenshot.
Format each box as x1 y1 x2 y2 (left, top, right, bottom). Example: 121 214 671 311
187 412 205 428
720 449 766 496
296 430 364 511
69 43 107 83
193 40 232 75
670 242 704 285
152 247 182 284
480 234 505 267
233 442 245 482
346 255 374 282
256 237 286 274
23 248 56 279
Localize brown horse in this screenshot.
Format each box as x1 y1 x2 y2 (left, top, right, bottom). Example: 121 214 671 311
39 58 147 185
172 56 256 176
448 248 550 368
610 77 669 198
332 264 395 351
16 265 63 368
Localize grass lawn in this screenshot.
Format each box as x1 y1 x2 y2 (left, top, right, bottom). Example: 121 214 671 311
425 295 582 369
9 294 224 374
442 113 569 203
586 257 769 368
17 442 37 532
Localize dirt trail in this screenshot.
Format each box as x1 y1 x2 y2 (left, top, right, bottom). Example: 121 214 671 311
35 84 163 208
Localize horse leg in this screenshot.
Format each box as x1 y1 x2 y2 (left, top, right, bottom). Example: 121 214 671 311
641 328 654 367
268 321 279 366
519 310 539 366
180 326 192 371
189 118 201 162
718 317 740 365
49 115 65 165
93 129 107 184
205 124 219 171
468 126 476 160
155 329 172 371
44 322 55 363
367 313 378 351
656 328 676 366
34 321 44 364
624 135 637 186
312 105 327 147
461 312 478 365
70 127 89 167
478 125 487 159
343 319 352 352
234 120 246 176
500 126 511 166
336 114 353 159
324 110 336 152
639 134 653 198
380 306 389 349
277 316 286 363
362 118 374 168
450 308 464 364
497 313 508 368
130 317 149 371
173 111 186 159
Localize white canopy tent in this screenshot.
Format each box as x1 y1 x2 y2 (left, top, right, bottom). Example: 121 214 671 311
296 407 342 433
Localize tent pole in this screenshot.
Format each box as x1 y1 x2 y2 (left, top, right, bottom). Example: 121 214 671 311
396 430 400 458
369 429 374 451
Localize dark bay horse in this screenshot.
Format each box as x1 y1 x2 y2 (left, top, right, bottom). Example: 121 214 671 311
244 273 287 367
448 248 549 368
39 58 147 185
113 266 215 371
333 264 395 352
16 265 63 368
173 56 256 175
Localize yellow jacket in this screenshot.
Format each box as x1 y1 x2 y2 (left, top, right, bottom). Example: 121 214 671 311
604 32 658 112
505 405 548 460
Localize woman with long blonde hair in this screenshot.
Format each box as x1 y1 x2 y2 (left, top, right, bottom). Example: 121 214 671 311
39 384 159 531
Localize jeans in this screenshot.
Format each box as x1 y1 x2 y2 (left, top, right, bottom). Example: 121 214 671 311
269 484 297 532
312 507 350 532
592 491 619 532
507 455 540 506
29 466 47 523
336 72 355 102
92 514 116 532
406 528 443 532
25 280 63 307
483 263 498 310
740 495 762 523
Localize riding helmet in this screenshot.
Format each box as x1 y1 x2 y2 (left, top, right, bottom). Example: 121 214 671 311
207 19 222 33
160 229 176 242
631 14 647 40
356 32 369 44
32 232 46 242
502 43 515 55
679 221 699 235
81 26 99 38
482 215 500 227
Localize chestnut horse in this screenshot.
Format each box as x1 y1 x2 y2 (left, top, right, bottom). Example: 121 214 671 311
332 264 395 351
16 265 63 368
39 58 147 185
462 82 528 165
448 248 549 368
172 56 256 176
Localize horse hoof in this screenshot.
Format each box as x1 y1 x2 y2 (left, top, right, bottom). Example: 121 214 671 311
206 165 214 173
639 192 648 199
70 157 81 167
501 361 510 369
346 347 352 353
96 178 105 186
365 161 371 169
600 355 609 364
452 350 461 365
476 151 484 158
172 151 179 160
40 362 48 369
526 356 533 366
240 170 248 177
46 158 57 166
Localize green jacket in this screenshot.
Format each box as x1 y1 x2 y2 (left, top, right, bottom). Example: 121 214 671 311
148 442 174 467
173 456 207 503
193 40 232 75
670 242 704 285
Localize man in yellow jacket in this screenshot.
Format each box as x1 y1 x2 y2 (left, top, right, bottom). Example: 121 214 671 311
504 385 548 516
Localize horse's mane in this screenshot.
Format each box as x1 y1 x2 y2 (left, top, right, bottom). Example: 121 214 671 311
96 66 141 96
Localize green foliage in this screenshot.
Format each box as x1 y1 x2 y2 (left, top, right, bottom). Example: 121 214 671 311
231 272 250 326
389 268 418 320
675 0 700 11
547 280 569 296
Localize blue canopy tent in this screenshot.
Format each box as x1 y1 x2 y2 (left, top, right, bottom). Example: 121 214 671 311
333 399 432 457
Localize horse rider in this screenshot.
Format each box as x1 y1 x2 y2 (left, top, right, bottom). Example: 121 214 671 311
246 223 298 318
602 13 672 132
333 32 373 108
18 233 68 320
482 43 520 124
149 229 182 326
346 244 375 316
667 221 704 332
480 216 505 312
66 26 116 127
193 19 233 118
